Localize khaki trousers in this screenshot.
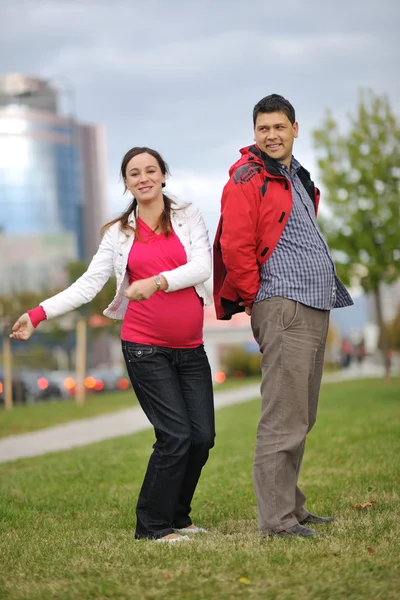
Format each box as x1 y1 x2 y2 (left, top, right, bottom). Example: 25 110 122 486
251 297 330 534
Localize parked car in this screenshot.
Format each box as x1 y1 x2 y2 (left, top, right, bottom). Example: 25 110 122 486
86 368 131 393
19 371 64 403
45 371 77 399
0 369 29 405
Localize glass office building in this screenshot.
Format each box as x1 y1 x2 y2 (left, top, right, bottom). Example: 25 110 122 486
0 74 107 294
0 74 84 258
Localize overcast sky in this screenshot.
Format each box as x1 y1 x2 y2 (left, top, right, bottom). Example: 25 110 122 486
1 0 399 239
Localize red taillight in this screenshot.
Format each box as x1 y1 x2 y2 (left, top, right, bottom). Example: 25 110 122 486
117 377 130 390
94 379 104 391
0 381 3 394
214 371 226 384
37 377 49 390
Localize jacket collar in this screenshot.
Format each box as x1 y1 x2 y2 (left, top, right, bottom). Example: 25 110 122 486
248 144 283 176
249 144 312 183
126 203 184 227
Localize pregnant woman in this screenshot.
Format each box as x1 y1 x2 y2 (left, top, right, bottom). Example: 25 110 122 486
11 146 215 543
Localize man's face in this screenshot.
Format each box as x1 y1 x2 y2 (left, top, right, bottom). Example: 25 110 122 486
254 111 298 167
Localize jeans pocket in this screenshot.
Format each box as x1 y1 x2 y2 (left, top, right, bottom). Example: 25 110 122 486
281 299 298 331
126 345 155 361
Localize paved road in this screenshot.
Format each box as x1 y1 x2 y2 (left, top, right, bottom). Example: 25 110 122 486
0 364 390 464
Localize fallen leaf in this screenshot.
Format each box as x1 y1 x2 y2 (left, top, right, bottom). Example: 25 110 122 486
352 499 376 509
203 499 215 505
367 546 375 555
238 577 250 585
164 571 172 585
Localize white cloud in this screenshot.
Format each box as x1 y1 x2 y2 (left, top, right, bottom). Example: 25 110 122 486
1 0 389 89
37 29 379 86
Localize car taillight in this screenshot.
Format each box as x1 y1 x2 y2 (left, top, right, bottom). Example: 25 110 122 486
63 377 76 390
94 379 104 391
214 371 226 384
84 376 96 389
37 377 49 390
117 377 130 390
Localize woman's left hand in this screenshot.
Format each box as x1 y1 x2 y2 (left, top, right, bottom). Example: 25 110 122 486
124 277 157 302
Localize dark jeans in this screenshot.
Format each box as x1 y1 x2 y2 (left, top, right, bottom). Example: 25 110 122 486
122 341 215 539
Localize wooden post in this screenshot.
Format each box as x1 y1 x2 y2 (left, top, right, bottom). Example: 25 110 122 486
3 336 13 410
75 318 87 406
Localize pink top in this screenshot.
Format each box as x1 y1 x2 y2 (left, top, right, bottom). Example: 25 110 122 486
29 218 204 349
121 218 203 347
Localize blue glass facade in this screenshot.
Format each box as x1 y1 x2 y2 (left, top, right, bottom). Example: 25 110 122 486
0 112 84 258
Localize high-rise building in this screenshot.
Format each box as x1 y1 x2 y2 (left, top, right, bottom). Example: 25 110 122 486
0 73 107 294
79 123 108 259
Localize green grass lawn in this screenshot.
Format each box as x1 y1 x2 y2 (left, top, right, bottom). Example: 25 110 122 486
0 378 399 600
0 376 261 439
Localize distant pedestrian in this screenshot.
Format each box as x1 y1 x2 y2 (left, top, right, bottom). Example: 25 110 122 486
355 341 366 366
341 339 353 368
214 94 353 538
10 146 215 543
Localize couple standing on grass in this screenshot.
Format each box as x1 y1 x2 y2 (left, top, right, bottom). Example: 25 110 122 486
10 94 353 542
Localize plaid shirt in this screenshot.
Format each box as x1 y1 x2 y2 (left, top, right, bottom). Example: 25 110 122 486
256 157 353 310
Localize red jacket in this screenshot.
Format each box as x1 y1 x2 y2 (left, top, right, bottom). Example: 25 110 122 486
213 145 320 320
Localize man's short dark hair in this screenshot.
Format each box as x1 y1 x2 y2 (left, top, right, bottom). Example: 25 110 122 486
253 94 296 126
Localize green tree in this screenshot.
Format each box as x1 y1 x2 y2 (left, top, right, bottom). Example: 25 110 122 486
313 90 400 378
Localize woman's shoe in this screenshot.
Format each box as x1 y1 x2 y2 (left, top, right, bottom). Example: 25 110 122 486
174 525 208 534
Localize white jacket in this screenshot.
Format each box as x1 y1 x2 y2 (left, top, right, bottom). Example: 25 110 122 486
40 203 212 321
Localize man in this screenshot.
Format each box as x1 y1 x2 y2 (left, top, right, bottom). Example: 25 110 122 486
213 94 353 537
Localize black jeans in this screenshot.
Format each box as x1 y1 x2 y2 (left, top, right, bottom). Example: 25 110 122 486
122 341 215 539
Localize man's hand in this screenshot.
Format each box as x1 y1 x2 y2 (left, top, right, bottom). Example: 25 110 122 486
124 277 158 302
10 313 35 341
239 301 252 316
